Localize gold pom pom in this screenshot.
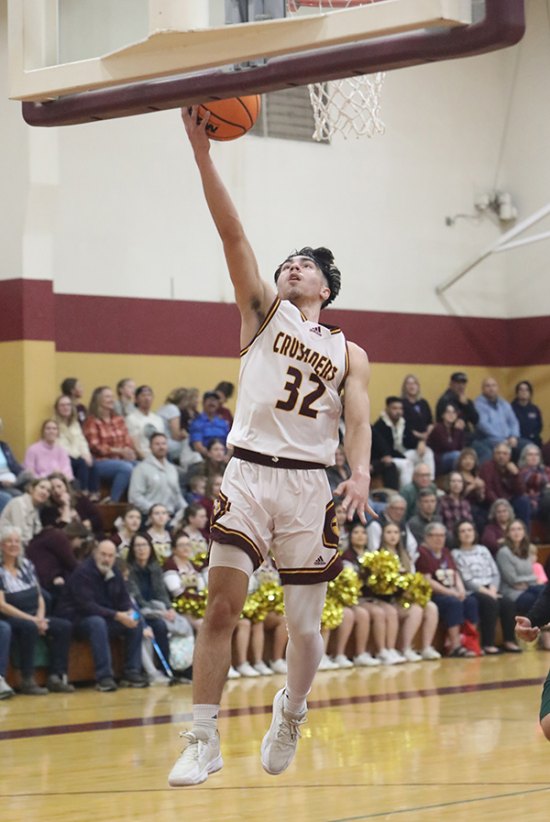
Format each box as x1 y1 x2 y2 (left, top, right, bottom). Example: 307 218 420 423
174 590 207 618
360 550 402 596
242 581 284 623
321 597 344 630
326 566 362 607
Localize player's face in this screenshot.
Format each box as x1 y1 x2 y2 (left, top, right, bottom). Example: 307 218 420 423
276 256 330 306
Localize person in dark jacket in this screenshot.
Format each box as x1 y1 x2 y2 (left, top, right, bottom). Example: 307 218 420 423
0 418 25 513
511 381 543 448
56 539 147 691
435 372 479 433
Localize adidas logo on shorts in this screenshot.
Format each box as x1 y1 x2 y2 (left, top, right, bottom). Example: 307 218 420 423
313 555 326 566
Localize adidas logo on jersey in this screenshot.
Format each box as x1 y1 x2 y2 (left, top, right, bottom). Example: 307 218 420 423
310 325 323 336
313 555 326 566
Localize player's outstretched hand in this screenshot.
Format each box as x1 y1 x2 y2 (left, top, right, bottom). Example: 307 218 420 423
335 472 378 525
181 106 211 156
514 615 539 642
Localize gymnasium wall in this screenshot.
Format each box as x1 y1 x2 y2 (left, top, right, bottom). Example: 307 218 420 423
1 1 549 457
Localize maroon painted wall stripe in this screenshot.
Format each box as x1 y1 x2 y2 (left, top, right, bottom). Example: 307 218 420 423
1 279 548 365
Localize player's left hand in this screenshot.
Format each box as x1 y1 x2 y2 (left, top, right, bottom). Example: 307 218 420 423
335 472 378 525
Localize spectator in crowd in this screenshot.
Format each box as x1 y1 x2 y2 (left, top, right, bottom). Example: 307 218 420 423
427 404 465 476
400 374 434 451
435 372 479 436
185 475 208 508
0 477 50 547
415 522 479 657
162 531 206 635
189 391 231 457
113 378 136 418
83 387 137 502
185 439 229 488
111 505 142 558
157 388 191 463
60 377 87 425
335 500 351 553
56 538 147 691
452 520 520 654
372 396 435 489
438 473 474 546
481 498 515 557
342 524 406 666
518 444 550 524
407 489 444 546
0 525 74 694
54 395 99 497
24 420 73 482
0 620 14 699
379 522 440 662
326 445 352 495
146 503 173 564
125 532 176 674
370 424 400 491
180 504 209 558
401 463 438 519
214 381 235 427
26 520 87 608
496 519 546 617
456 447 486 515
45 471 103 538
479 442 531 528
511 380 543 448
0 418 24 514
473 377 522 463
366 493 418 562
125 386 165 460
180 387 200 434
128 432 186 521
200 474 224 522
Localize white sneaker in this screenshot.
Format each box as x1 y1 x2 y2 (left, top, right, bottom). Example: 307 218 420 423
401 648 422 663
168 730 223 786
227 666 241 679
269 659 288 675
253 661 274 676
149 671 171 685
318 654 339 671
376 649 396 666
236 662 260 678
332 654 354 669
388 649 407 664
421 646 442 661
0 675 14 700
353 652 381 667
261 689 307 775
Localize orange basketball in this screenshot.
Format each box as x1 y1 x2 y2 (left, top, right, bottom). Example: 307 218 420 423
195 95 261 141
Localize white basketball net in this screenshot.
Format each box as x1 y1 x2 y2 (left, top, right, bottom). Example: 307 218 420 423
287 0 386 141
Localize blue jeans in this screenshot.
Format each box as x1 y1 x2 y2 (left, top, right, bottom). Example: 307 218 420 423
71 457 100 494
438 451 461 475
515 585 545 616
432 592 479 628
0 491 12 514
0 620 12 676
2 615 72 678
96 459 135 502
74 615 143 680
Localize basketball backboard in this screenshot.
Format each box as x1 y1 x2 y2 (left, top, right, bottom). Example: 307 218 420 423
7 0 525 127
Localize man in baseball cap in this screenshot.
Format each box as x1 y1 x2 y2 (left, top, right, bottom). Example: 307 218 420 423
435 371 479 434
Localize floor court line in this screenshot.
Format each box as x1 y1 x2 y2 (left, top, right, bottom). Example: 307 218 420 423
0 674 544 742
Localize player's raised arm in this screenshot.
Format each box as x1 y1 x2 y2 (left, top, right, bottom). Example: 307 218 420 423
336 342 377 523
181 107 275 344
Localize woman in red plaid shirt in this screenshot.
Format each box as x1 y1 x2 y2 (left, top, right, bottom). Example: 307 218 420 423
83 387 137 502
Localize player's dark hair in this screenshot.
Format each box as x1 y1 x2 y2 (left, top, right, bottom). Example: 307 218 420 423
274 246 341 309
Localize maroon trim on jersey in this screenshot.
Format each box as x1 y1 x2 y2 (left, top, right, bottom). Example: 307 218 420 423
232 446 325 470
239 297 280 357
322 500 339 549
337 342 350 393
279 551 343 585
209 523 263 570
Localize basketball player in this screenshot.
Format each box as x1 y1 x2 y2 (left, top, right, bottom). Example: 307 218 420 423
168 107 376 787
516 596 550 741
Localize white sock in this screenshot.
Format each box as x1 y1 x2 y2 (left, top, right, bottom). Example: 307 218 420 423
192 704 220 738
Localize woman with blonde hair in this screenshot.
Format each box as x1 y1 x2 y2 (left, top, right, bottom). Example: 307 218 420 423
400 373 434 452
54 395 99 496
83 387 136 502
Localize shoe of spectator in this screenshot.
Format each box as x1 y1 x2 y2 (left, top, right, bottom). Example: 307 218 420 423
20 677 49 695
236 661 260 678
332 654 354 669
318 654 339 671
353 652 381 667
401 648 422 663
0 675 15 699
376 649 396 666
96 677 118 692
168 730 223 786
261 688 307 775
47 674 75 693
253 661 274 676
421 646 441 660
149 671 171 685
227 666 241 679
388 649 407 664
269 659 287 675
120 671 149 688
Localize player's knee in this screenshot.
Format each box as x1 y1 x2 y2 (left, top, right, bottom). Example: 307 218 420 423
205 591 242 631
540 714 550 741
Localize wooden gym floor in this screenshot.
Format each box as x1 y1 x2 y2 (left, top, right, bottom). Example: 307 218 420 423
2 649 550 822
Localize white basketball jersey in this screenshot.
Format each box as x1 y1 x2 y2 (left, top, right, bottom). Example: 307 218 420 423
228 299 348 465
